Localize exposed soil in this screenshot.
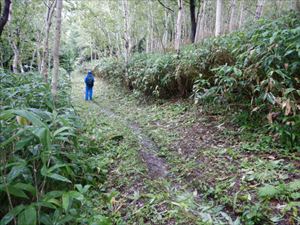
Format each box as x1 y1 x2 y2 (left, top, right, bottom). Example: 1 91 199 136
171 113 237 157
94 102 169 179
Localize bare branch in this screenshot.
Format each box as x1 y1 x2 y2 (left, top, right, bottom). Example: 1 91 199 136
157 0 174 13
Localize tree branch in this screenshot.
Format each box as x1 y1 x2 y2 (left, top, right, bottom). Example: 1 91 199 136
157 0 174 13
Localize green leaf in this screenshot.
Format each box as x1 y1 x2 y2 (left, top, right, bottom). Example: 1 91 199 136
288 180 300 192
284 88 295 96
16 136 34 150
12 110 47 128
18 205 36 225
31 127 51 151
68 191 84 201
53 127 72 137
258 185 279 199
0 184 28 199
7 164 28 183
47 164 69 173
291 192 300 200
14 183 36 196
62 192 71 212
47 173 72 183
0 205 25 225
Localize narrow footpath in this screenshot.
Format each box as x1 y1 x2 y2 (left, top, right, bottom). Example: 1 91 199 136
71 73 298 225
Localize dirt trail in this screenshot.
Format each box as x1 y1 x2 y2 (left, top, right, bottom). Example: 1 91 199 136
93 102 168 179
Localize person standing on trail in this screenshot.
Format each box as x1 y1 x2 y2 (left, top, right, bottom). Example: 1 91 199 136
84 70 94 101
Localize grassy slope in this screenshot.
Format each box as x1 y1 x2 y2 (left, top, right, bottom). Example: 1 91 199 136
72 73 299 224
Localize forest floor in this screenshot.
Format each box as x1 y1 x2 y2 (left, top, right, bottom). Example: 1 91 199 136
71 74 300 225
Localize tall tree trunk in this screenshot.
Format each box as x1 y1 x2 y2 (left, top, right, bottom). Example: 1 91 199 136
189 0 196 43
122 0 130 85
19 60 24 74
238 0 244 29
41 0 56 82
0 0 11 37
146 0 154 53
12 47 19 73
215 0 223 36
162 0 169 49
9 31 21 73
150 1 154 52
296 0 300 12
229 0 236 32
195 0 207 42
30 49 37 70
255 0 265 20
174 0 183 53
51 0 63 98
37 49 41 72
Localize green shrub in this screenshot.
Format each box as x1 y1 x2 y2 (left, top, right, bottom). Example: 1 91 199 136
0 72 105 224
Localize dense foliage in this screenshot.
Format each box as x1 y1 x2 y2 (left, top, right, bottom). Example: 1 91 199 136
0 71 110 224
94 13 300 150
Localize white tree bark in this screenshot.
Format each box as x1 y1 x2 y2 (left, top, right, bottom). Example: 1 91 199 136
146 0 154 53
215 0 223 36
41 0 56 82
162 0 169 49
255 0 265 20
174 0 183 53
238 0 244 29
122 0 131 84
51 0 63 97
9 33 20 73
12 46 19 73
195 0 206 42
229 0 237 32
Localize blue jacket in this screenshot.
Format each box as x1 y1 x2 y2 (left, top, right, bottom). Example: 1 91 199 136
85 71 94 88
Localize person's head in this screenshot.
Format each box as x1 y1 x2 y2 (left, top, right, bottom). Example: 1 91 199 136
88 70 92 76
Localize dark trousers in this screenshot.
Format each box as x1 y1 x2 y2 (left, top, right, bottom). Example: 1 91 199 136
85 87 93 100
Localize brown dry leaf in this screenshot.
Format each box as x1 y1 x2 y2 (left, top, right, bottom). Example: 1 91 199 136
268 78 274 90
284 99 292 116
268 156 276 160
275 97 282 106
252 106 260 112
267 113 273 124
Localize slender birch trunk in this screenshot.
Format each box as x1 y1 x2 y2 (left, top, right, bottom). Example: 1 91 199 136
215 0 223 36
229 0 237 32
12 47 19 73
255 0 265 20
51 0 63 98
37 49 41 72
19 60 24 74
238 0 244 29
41 0 56 82
30 49 37 70
174 0 183 53
122 0 130 85
9 34 20 73
195 0 207 42
162 0 169 49
146 0 154 53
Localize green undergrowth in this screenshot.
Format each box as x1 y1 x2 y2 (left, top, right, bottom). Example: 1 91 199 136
93 13 300 151
87 76 300 224
73 74 246 224
0 70 103 224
